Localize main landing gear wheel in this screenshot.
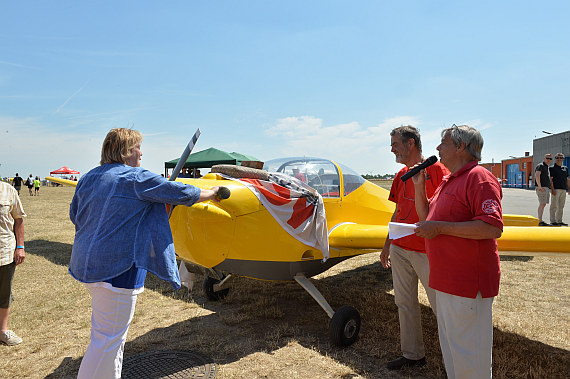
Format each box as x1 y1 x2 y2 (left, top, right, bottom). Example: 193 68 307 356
329 305 361 347
203 276 230 301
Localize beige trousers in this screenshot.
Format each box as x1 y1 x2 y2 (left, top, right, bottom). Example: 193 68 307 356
550 189 566 224
390 244 437 360
436 291 494 379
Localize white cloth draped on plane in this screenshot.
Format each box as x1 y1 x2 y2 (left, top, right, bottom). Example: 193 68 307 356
227 172 330 262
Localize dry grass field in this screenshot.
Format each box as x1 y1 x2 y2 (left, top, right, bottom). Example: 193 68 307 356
1 185 568 378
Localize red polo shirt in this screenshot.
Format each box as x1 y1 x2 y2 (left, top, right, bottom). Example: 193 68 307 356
389 162 449 253
426 161 503 298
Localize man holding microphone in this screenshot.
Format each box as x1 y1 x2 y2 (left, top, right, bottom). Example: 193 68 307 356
381 125 448 370
412 125 503 378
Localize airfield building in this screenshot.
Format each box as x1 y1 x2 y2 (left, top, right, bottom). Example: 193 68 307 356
480 130 570 189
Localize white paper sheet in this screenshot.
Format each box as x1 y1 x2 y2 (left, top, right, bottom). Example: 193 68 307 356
388 222 418 240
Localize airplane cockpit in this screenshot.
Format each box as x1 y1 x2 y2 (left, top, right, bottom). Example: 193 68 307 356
263 157 366 198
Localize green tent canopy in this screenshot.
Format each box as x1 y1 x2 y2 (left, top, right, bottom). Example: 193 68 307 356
229 152 260 162
164 147 260 169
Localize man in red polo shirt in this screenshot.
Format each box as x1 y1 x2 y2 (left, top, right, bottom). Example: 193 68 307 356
380 125 449 370
412 125 503 379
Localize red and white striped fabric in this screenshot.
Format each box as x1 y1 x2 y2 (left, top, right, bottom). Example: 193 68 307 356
236 173 329 261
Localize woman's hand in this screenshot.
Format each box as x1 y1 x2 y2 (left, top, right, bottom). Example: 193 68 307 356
198 186 231 202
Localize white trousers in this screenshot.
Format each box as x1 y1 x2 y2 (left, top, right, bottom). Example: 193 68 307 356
78 283 141 379
550 189 566 224
436 290 494 379
390 244 437 360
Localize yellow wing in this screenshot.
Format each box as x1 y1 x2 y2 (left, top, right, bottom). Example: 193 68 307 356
328 223 570 256
45 176 78 187
44 172 568 257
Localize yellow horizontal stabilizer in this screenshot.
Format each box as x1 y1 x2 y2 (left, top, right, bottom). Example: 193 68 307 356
45 176 78 187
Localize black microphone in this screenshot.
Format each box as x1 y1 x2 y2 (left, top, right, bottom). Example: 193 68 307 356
401 155 438 181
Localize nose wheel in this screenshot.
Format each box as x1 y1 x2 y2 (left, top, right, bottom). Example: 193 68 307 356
203 275 230 301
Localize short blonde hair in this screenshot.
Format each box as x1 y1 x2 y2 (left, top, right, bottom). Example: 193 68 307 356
100 128 143 165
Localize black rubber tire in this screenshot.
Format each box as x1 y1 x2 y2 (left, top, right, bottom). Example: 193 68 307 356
329 305 361 347
203 276 230 301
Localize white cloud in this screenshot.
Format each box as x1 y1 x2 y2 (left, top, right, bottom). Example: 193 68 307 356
263 115 428 174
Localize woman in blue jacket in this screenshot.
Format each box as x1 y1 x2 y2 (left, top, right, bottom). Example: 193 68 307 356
70 128 220 379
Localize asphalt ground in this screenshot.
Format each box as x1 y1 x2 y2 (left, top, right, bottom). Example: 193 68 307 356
502 187 570 225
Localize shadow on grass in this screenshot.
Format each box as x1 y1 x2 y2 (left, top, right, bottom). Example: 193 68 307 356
27 239 73 266
44 259 570 378
500 255 534 262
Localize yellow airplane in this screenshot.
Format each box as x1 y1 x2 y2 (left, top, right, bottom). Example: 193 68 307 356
46 156 570 347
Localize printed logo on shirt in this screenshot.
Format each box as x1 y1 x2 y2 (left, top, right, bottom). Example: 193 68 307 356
482 199 500 214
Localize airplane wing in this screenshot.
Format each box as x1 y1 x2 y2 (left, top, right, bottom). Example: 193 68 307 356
328 223 570 256
497 227 570 256
43 171 568 257
46 176 78 187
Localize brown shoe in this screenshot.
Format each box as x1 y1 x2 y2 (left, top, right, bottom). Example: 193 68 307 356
386 356 426 370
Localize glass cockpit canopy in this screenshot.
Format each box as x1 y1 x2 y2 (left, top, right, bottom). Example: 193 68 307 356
263 157 365 198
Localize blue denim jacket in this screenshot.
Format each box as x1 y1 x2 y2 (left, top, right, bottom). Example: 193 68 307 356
69 163 200 289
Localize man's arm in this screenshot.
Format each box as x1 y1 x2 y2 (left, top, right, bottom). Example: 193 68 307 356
412 170 429 221
535 170 544 191
380 209 397 268
414 219 502 240
13 218 25 265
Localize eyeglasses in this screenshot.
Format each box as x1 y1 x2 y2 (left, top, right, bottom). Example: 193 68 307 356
546 157 553 160
556 156 565 159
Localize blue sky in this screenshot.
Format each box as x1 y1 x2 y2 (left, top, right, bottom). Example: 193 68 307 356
1 1 569 178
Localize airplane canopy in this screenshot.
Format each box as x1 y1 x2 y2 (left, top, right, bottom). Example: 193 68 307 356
165 147 260 169
50 166 80 175
263 157 366 198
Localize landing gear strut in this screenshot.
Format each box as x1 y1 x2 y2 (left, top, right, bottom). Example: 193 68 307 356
294 273 361 347
203 274 231 301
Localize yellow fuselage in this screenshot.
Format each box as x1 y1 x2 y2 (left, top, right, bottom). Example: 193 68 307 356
169 175 394 275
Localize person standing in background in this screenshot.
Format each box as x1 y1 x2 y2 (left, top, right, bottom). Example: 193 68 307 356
11 174 23 196
26 175 34 196
34 176 41 196
549 153 570 226
534 154 552 226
